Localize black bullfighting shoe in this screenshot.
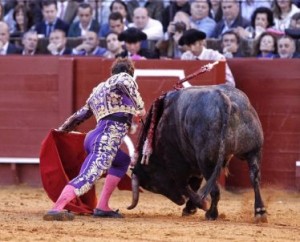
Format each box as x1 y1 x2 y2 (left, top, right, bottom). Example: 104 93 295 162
93 208 123 218
43 210 75 221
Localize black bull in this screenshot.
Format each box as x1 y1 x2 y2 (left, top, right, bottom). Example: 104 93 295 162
128 84 267 222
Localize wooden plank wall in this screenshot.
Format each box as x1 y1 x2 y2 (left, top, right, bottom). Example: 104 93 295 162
0 56 73 185
227 59 300 189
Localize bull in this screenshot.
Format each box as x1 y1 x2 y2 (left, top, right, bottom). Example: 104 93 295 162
128 84 267 223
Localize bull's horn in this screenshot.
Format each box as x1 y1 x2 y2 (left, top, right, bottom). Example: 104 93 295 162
127 173 140 210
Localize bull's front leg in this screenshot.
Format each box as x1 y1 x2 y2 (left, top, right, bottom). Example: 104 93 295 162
205 183 220 220
247 153 268 223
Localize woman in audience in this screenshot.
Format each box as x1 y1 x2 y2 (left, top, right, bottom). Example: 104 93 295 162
110 0 131 25
253 32 278 58
235 7 274 39
10 4 33 38
273 0 300 32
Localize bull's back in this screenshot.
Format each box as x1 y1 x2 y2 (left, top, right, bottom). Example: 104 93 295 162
161 85 263 157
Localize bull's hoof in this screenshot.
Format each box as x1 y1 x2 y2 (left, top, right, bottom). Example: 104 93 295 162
182 207 197 216
254 213 268 223
205 209 218 220
254 207 268 223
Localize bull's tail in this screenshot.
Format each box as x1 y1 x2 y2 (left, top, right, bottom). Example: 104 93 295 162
199 90 231 199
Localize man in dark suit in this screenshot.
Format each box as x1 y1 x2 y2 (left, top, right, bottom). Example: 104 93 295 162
117 27 159 59
0 21 22 55
212 0 250 38
72 31 107 56
68 3 99 37
21 31 40 55
47 29 72 55
34 0 69 38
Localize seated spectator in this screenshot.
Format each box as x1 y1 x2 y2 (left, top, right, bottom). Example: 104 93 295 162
235 7 275 40
103 31 124 58
190 0 216 38
221 30 244 58
285 12 300 38
290 11 300 28
273 0 300 32
99 12 126 38
179 29 235 86
212 0 250 38
33 0 69 38
162 0 190 32
253 32 277 58
68 2 99 38
129 7 163 41
73 30 107 56
117 27 159 59
0 21 22 55
47 29 72 55
56 0 78 25
21 30 39 55
275 35 300 58
126 0 164 23
10 4 33 38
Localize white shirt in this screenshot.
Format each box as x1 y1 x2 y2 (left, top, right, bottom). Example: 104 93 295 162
0 42 9 55
181 47 235 87
129 17 164 41
274 4 300 31
79 21 92 36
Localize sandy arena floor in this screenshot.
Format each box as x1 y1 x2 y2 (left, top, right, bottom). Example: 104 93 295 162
0 183 299 242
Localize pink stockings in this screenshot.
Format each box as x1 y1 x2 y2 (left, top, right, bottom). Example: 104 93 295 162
96 174 121 211
52 184 76 211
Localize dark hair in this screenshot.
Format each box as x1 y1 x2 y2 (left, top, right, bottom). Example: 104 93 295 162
111 57 135 76
253 32 278 56
109 11 123 22
221 30 240 44
251 7 274 28
78 3 93 14
110 0 131 22
291 12 300 21
13 4 32 31
42 0 57 9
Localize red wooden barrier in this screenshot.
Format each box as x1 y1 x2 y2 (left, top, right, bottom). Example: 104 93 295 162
227 59 300 189
0 56 73 185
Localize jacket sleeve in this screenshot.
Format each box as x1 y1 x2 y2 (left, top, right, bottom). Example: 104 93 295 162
116 74 144 111
58 104 93 132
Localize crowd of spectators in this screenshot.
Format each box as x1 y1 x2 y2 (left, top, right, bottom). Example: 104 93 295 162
0 0 300 59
